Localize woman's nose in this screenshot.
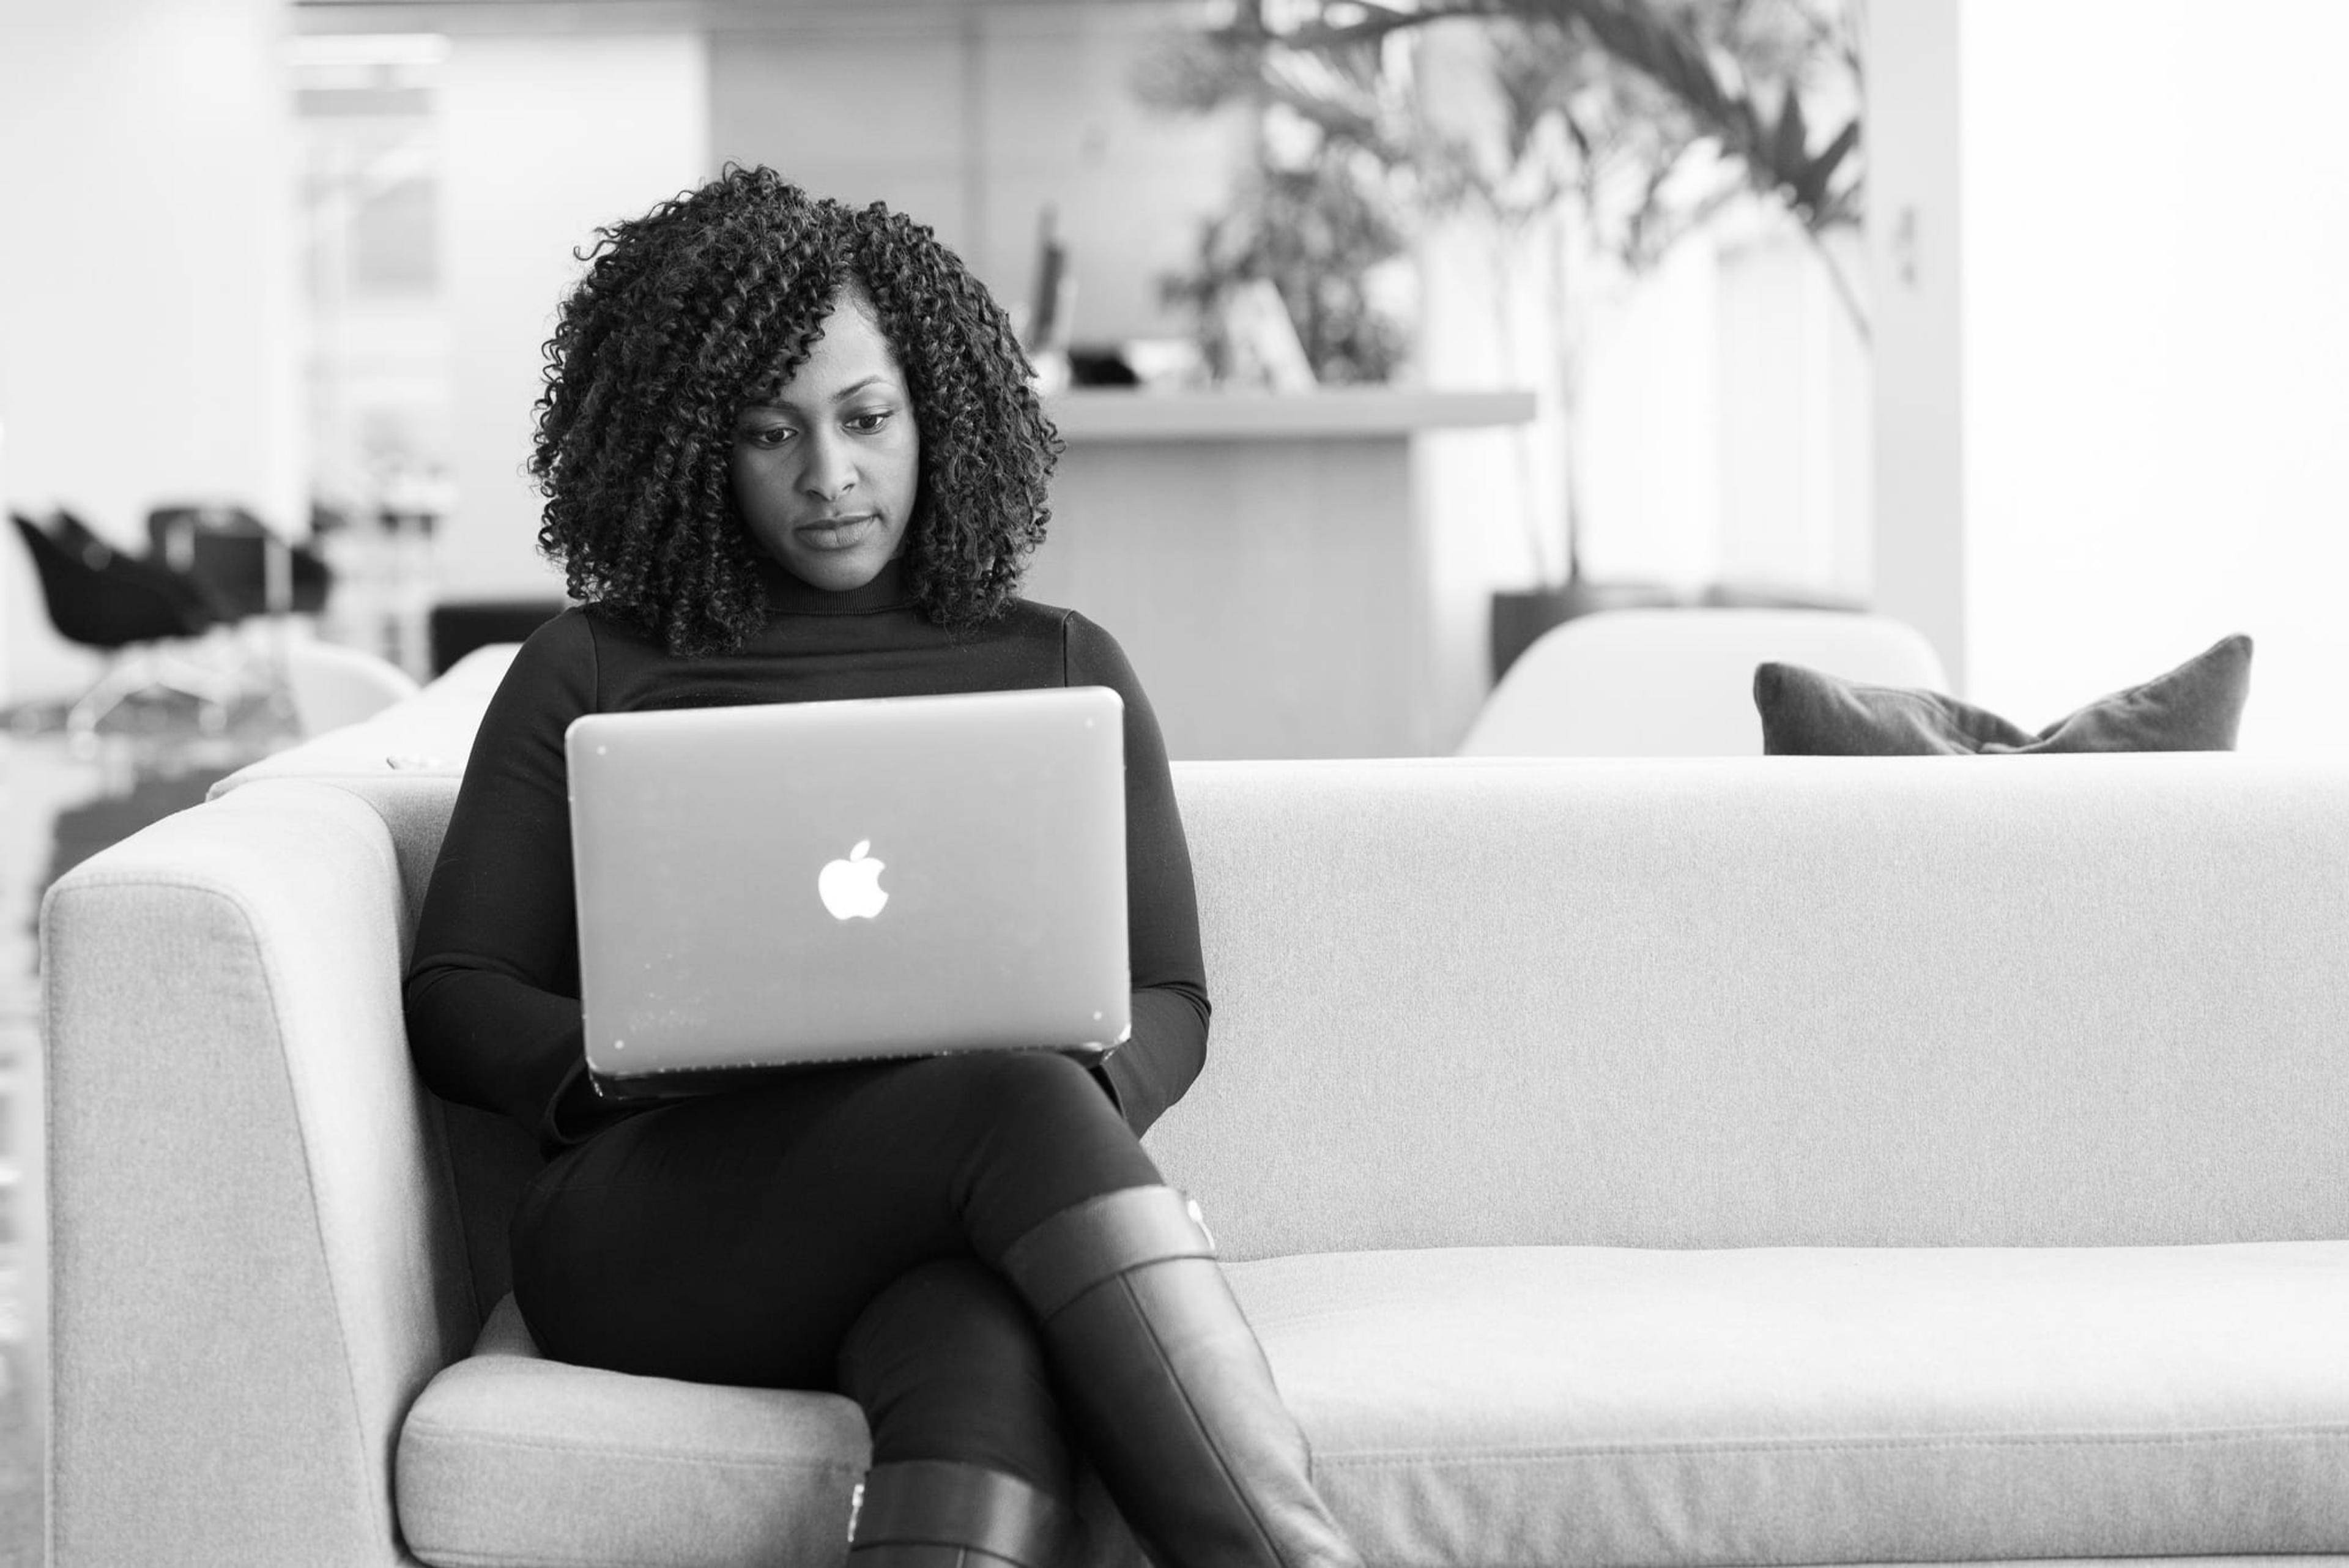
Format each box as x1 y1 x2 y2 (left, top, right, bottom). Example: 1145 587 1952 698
800 432 857 501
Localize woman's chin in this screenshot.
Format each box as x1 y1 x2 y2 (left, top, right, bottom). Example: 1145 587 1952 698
753 514 908 594
776 544 889 593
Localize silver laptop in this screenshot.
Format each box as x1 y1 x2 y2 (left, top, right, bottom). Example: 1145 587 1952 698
566 686 1130 1096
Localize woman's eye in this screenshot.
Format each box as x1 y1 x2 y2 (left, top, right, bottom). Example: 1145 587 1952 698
740 425 795 449
844 410 893 436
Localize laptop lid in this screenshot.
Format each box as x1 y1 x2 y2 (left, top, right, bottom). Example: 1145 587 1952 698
566 686 1130 1091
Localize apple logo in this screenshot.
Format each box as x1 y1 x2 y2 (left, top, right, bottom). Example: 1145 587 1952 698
818 839 888 921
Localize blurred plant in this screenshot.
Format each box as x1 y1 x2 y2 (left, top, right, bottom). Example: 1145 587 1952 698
1147 0 1861 318
1159 154 1415 385
1140 0 1863 584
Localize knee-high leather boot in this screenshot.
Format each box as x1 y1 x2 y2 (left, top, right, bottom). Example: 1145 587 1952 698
846 1460 1074 1568
999 1186 1361 1568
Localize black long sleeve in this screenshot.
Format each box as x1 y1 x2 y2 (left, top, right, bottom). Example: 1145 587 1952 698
1063 612 1208 1137
403 557 1209 1153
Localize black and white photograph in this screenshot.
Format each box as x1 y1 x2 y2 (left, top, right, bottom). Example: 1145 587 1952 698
2 1 2346 1566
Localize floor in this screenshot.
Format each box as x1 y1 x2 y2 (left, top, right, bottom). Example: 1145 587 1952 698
0 686 302 1567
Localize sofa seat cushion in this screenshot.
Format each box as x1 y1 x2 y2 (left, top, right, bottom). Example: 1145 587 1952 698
1240 1241 2349 1567
399 1243 2349 1568
396 1296 870 1568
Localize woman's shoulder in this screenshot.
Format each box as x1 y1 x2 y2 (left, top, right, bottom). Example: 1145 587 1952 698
508 601 672 675
989 593 1074 631
481 604 606 722
995 593 1116 641
999 599 1173 767
993 596 1130 666
990 598 1152 706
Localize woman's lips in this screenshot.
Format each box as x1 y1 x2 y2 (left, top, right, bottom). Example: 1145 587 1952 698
795 513 877 551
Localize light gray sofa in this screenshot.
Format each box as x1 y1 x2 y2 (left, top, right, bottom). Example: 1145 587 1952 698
41 657 2349 1568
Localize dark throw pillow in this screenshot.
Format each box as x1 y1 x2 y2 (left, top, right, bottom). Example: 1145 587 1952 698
1754 634 2254 756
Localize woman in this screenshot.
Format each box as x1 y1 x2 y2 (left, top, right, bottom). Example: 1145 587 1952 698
403 165 1360 1568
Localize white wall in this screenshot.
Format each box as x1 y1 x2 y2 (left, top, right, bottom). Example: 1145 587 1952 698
1953 0 2349 746
1553 221 1870 600
1715 226 1872 600
1865 0 1968 690
707 6 1252 346
1413 215 1555 745
1411 17 1873 745
0 0 300 705
436 32 710 601
1575 238 1722 588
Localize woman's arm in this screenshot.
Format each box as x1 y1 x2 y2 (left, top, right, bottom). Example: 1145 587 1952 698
1064 612 1211 1137
404 611 620 1150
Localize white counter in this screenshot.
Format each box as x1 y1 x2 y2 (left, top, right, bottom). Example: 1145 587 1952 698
1025 387 1539 760
1047 387 1536 442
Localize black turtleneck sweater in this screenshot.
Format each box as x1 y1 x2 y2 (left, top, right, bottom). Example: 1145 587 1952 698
403 555 1210 1154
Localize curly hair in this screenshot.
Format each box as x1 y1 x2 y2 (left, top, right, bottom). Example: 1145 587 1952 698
529 165 1062 655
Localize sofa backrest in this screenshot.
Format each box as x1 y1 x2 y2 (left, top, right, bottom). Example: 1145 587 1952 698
1153 754 2349 1257
229 743 2349 1268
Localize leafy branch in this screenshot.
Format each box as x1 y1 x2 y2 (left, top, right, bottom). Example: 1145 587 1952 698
1139 0 1865 586
1143 0 1866 337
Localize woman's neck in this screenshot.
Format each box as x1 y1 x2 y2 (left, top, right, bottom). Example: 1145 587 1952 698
755 550 915 616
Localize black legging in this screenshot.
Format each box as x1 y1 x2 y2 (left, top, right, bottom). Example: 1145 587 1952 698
510 1050 1163 1495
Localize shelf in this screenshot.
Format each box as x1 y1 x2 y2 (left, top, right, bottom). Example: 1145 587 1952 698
1045 387 1538 443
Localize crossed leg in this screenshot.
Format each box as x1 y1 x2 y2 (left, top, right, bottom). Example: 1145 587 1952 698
508 1050 1357 1568
507 1051 1157 1388
838 1257 1077 1567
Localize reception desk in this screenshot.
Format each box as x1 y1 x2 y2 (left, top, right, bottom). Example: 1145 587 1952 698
1029 387 1538 760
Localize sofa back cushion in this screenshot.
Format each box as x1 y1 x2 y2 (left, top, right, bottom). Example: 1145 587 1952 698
1147 754 2349 1259
278 751 2349 1270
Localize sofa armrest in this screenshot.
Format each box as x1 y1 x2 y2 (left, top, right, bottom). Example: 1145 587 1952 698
43 781 475 1568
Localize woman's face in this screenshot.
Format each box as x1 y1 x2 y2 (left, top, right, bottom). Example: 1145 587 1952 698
730 293 919 592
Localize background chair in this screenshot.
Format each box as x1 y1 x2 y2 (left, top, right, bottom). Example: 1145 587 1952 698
1457 608 1949 757
428 597 565 675
11 510 243 742
284 639 421 737
47 507 231 624
147 502 333 620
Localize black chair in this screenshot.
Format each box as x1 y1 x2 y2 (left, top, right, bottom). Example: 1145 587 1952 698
146 503 333 620
12 510 242 742
50 507 233 625
428 597 566 675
